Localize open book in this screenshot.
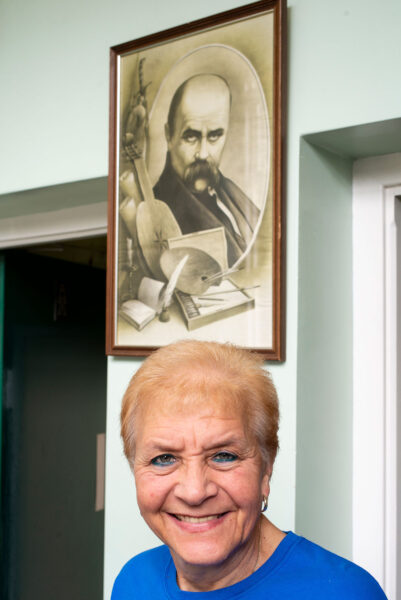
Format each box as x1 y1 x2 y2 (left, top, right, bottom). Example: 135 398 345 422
119 254 189 331
119 277 164 331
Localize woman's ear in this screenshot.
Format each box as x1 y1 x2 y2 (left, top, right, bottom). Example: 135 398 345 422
261 464 272 498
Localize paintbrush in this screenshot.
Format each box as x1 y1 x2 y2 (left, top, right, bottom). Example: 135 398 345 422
198 284 260 298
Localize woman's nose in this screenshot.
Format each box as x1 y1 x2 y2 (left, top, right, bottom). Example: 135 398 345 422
174 462 217 505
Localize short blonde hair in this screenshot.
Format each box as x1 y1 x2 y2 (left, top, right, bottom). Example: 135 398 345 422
121 340 279 469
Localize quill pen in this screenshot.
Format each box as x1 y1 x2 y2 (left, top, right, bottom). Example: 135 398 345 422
161 254 189 310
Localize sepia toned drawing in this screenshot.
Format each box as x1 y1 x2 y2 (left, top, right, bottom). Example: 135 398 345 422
107 0 286 358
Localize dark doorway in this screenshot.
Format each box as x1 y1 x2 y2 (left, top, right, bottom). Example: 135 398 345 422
1 239 107 600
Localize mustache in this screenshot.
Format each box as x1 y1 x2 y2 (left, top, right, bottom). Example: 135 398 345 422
184 158 219 190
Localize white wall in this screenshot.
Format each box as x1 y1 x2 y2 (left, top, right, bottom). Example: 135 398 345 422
2 1 401 599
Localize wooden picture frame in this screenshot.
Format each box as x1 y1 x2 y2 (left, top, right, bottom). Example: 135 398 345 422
106 0 286 359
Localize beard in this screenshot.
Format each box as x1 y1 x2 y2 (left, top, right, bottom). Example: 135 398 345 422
183 158 220 193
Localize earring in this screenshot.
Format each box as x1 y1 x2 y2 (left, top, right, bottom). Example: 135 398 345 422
261 495 268 513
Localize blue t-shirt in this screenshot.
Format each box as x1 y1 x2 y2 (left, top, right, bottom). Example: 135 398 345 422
111 532 387 599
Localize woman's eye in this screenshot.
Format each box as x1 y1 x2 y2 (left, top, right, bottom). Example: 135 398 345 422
212 452 238 463
151 454 176 466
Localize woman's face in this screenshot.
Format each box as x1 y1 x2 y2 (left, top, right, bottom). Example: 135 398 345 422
133 390 270 572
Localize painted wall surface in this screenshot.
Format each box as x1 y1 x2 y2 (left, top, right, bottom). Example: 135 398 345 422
1 0 401 598
296 141 353 554
0 0 251 195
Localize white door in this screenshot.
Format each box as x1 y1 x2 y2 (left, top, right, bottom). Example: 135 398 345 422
394 195 401 595
353 154 401 599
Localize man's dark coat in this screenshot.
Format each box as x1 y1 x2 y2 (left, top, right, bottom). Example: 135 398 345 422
153 156 260 267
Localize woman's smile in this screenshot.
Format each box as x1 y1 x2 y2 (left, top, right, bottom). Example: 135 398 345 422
166 511 230 534
172 513 226 523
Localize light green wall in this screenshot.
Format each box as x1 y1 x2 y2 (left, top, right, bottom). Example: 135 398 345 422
296 140 353 555
0 0 251 195
2 0 401 598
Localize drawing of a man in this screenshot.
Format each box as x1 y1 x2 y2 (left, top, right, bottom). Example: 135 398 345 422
153 74 260 267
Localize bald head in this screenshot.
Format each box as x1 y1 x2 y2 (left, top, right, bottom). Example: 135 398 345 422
165 75 231 192
167 74 231 136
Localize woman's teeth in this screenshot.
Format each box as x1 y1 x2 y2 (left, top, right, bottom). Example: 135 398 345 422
175 514 220 523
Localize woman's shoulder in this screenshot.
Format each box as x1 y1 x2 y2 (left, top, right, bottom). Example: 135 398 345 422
111 545 171 599
285 533 387 598
122 544 170 567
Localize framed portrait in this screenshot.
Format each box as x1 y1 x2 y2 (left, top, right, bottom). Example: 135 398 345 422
106 0 286 359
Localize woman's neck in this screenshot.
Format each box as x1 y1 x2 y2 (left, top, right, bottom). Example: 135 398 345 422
173 517 285 593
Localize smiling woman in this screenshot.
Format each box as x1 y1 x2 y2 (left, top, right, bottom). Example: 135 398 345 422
132 389 278 587
112 340 387 598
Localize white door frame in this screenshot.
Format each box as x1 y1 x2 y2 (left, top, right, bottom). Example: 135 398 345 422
353 153 401 598
0 201 107 248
